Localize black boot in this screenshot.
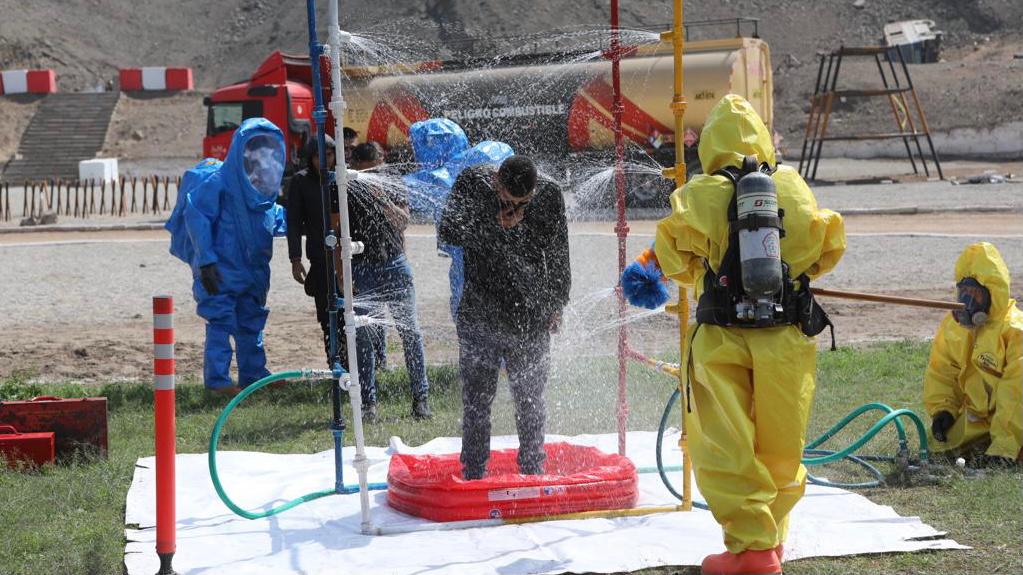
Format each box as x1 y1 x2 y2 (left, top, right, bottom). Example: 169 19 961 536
362 403 378 424
412 397 432 420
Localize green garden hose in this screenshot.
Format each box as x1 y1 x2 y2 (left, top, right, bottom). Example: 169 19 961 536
208 371 336 520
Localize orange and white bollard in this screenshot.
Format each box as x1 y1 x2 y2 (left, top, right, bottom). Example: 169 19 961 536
152 295 176 574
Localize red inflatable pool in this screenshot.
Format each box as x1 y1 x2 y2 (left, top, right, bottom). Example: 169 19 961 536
387 442 638 522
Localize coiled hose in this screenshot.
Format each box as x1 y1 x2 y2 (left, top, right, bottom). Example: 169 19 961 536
655 388 930 507
208 371 387 520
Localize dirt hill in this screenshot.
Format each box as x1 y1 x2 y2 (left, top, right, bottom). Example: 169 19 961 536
1 0 1021 162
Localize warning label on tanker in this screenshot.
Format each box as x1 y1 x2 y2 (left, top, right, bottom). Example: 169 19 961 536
489 486 542 501
443 104 567 121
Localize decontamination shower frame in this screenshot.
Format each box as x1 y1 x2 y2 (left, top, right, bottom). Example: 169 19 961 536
205 0 696 538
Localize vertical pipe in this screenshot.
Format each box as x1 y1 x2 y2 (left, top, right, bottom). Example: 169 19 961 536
610 0 629 457
152 296 176 575
669 0 692 514
327 0 372 534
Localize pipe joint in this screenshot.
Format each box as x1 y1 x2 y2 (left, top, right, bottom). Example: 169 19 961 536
312 109 328 123
342 240 365 258
337 29 352 44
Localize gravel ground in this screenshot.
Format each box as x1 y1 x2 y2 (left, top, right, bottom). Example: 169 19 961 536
1 216 1021 382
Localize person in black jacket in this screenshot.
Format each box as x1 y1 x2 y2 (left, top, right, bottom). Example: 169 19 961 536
349 142 432 420
286 136 376 419
439 155 571 479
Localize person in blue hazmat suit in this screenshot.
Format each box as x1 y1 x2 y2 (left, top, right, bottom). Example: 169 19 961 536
183 118 287 394
403 118 513 320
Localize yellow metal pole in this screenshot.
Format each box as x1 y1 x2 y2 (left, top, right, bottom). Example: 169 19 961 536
660 0 687 189
658 0 693 514
677 297 692 511
504 504 684 525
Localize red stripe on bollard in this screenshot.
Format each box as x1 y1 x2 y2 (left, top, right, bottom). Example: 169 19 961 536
152 296 176 574
153 298 174 315
153 358 175 375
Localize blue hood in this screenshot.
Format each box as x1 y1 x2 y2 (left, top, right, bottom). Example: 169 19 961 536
409 118 469 168
404 139 514 218
225 117 285 211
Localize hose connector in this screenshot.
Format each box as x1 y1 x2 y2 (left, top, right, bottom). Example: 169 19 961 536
331 362 347 381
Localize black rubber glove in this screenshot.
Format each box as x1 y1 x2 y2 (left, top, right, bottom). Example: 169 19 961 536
931 410 955 442
199 263 221 295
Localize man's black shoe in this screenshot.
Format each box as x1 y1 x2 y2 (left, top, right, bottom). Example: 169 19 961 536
362 403 378 424
412 398 432 420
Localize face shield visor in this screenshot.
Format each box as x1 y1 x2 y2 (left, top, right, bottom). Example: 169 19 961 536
243 135 285 199
953 277 991 328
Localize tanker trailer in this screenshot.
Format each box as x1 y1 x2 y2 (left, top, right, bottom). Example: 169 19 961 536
342 36 772 207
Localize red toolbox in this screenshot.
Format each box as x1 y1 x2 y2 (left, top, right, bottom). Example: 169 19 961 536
0 425 56 468
0 396 108 460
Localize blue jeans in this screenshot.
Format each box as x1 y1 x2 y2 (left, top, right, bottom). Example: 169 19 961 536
352 254 429 404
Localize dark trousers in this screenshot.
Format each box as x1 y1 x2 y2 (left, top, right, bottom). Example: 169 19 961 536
311 269 376 405
457 321 550 479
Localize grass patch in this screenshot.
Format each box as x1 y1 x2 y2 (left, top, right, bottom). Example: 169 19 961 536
1 343 1020 575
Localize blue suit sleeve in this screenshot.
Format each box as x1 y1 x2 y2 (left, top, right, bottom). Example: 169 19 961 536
184 179 222 267
272 204 287 237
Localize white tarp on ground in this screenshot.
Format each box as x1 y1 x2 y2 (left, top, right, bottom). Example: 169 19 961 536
125 431 965 575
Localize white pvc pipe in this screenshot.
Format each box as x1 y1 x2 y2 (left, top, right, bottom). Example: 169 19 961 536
327 0 373 535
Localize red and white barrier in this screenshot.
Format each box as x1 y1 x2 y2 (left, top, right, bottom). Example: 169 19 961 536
0 69 57 95
152 295 177 575
120 67 193 92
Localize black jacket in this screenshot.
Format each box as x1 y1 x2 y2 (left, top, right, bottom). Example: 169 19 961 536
347 170 409 264
286 167 338 298
439 164 571 336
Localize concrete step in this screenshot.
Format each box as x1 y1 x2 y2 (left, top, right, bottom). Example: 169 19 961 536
3 93 121 182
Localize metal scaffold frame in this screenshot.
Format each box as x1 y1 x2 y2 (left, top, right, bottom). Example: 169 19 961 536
798 45 944 181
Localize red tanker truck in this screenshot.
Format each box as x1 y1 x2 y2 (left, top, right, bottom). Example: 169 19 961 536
203 23 772 205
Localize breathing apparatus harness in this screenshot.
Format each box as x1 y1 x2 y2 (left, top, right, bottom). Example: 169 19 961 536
694 155 834 343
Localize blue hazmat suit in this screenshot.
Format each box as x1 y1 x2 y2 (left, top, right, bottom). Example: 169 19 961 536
182 118 287 389
403 118 514 320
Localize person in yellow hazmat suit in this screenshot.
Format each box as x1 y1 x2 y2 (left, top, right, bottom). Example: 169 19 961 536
925 242 1022 467
652 95 845 575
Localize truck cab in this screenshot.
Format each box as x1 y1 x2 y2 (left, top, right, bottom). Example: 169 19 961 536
202 51 331 180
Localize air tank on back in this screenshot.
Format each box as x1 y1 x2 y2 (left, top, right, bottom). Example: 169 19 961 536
735 167 783 299
340 37 773 158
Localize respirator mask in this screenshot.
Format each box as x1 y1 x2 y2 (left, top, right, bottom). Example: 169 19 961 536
953 277 990 328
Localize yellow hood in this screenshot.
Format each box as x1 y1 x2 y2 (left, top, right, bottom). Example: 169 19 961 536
955 242 1012 320
697 94 776 175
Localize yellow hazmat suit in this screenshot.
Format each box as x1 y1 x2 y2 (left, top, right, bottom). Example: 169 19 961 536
655 95 846 554
924 242 1023 461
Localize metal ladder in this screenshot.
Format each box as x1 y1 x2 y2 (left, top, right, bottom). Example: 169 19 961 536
797 45 943 182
